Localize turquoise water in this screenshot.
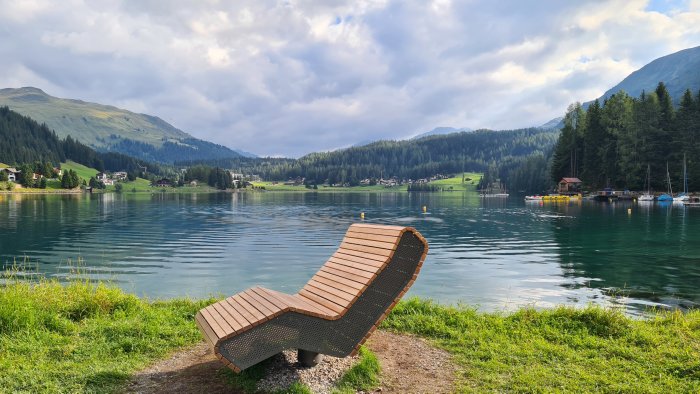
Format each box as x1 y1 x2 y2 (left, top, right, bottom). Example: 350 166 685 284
1 192 698 314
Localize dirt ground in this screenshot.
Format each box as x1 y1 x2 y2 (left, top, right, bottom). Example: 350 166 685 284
125 330 456 394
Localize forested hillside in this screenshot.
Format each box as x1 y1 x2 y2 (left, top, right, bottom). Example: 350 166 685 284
0 87 243 163
0 106 167 176
551 83 700 191
185 129 558 186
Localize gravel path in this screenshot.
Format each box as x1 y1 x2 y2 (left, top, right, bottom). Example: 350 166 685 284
126 330 456 393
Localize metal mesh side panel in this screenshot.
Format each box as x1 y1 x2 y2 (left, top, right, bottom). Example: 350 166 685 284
217 232 425 370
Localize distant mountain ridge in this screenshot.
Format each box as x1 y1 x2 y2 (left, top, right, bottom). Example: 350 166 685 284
598 45 700 103
411 126 472 140
0 87 247 163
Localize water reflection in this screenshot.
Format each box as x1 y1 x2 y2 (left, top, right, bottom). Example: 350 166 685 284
1 192 698 314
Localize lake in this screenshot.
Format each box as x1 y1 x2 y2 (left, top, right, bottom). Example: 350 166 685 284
1 192 698 315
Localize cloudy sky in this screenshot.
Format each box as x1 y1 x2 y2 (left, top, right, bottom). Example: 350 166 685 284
2 0 700 157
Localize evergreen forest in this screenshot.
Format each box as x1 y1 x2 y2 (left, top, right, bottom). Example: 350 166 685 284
551 83 700 192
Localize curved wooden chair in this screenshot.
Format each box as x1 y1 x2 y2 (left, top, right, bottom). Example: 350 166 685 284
195 223 429 372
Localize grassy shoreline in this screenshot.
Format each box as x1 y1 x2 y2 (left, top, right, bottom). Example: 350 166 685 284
1 279 698 393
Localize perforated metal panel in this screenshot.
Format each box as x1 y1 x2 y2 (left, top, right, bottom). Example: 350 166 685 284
217 231 426 371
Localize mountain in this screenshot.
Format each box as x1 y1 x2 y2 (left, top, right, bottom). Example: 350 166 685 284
598 45 700 103
0 106 168 176
411 126 472 140
0 87 243 163
537 117 563 130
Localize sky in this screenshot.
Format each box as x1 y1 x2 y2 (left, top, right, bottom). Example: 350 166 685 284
2 0 700 157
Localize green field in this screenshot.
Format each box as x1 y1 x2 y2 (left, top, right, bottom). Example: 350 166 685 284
251 172 482 193
60 161 99 181
251 181 406 192
427 172 482 192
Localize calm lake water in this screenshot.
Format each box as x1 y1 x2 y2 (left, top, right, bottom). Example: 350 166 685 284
1 192 698 315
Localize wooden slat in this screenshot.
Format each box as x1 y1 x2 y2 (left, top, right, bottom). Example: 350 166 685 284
210 302 237 333
250 287 287 313
328 257 382 273
246 289 282 316
342 236 397 250
332 251 385 268
336 248 388 263
347 225 403 236
234 294 268 323
325 261 376 278
315 270 365 290
208 304 237 335
195 312 218 344
310 274 361 297
302 283 353 307
351 223 405 230
224 297 256 328
320 265 371 284
298 289 346 314
339 242 393 257
218 297 248 331
305 278 355 302
345 230 401 244
240 290 275 317
200 307 227 339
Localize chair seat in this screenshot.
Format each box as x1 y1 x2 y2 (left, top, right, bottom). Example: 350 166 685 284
195 223 428 372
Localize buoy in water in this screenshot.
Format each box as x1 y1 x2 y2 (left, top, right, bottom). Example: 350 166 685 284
422 206 427 213
360 212 365 220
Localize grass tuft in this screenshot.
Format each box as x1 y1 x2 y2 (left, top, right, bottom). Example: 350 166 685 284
383 297 700 392
0 276 214 393
332 346 381 393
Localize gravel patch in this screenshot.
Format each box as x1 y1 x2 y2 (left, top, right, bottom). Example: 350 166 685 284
256 350 358 394
126 330 456 393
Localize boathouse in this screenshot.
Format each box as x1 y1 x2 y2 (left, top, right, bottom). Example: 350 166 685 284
558 177 582 194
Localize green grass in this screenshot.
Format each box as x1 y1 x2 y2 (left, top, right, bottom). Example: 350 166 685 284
251 173 483 193
427 172 482 192
332 346 381 394
61 160 99 182
0 277 213 393
383 298 700 393
2 274 698 393
251 181 407 192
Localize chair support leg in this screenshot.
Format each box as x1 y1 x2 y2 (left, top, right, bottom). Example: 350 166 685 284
298 349 323 367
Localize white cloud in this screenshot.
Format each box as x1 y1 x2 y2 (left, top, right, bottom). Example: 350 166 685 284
1 0 699 156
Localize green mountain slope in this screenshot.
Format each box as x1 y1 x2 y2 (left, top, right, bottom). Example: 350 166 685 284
599 45 700 102
0 87 242 163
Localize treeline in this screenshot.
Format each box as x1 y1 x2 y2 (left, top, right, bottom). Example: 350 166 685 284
0 106 170 178
105 136 241 164
551 83 700 191
181 129 557 184
175 157 297 177
183 165 245 190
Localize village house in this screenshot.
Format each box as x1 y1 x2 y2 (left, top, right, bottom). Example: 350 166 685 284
2 168 19 182
154 178 172 187
113 171 128 181
558 177 583 195
96 172 109 182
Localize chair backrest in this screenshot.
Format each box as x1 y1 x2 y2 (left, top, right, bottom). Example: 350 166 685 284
297 223 421 316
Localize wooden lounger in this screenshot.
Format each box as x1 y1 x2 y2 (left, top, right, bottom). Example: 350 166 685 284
195 223 429 372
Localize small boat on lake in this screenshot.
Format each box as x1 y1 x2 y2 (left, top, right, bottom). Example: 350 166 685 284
659 162 674 202
525 195 543 201
673 155 690 203
639 165 654 201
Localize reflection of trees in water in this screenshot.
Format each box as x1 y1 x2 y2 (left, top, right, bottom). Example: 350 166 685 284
551 202 700 309
0 193 226 273
0 194 96 269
